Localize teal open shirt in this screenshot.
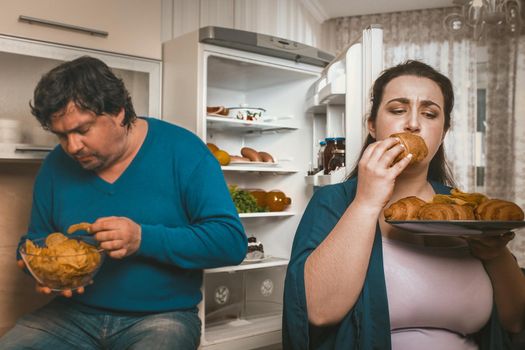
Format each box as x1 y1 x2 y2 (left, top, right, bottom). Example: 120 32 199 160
283 177 512 349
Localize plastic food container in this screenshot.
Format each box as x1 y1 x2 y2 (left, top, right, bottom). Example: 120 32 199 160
227 107 266 121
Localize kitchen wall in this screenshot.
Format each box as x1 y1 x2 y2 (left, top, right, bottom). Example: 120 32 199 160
161 0 327 51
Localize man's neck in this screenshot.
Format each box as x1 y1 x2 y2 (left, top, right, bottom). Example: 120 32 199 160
97 118 147 183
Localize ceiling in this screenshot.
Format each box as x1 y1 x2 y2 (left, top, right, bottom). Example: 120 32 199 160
302 0 456 22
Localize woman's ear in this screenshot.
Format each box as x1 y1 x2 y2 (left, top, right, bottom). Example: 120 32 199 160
441 128 448 142
367 119 376 139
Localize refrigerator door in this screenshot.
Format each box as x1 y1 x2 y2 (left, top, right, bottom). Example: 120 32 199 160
305 26 384 186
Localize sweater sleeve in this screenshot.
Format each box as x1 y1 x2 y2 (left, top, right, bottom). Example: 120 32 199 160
17 159 57 260
283 183 355 349
137 152 247 269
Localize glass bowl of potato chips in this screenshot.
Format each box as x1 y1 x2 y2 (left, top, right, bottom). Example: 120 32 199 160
19 232 104 291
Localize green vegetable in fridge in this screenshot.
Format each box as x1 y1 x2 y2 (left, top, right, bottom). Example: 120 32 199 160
229 185 267 213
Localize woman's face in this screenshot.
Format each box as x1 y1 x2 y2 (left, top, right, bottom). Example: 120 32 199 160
368 75 446 166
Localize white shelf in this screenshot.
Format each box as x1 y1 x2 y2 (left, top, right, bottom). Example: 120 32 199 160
221 165 298 174
239 212 295 218
206 116 297 133
305 98 327 114
318 74 345 102
305 167 347 186
203 314 282 348
207 54 318 91
205 257 289 274
0 143 54 161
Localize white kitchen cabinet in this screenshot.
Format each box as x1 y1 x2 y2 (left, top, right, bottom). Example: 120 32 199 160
0 34 161 161
0 0 161 60
163 29 322 349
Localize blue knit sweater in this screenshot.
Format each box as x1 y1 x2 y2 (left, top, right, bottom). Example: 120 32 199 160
20 117 247 313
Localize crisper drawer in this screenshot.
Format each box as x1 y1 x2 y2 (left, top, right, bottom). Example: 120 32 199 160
204 265 285 327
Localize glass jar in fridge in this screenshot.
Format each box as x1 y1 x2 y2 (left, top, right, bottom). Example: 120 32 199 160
328 149 345 173
323 138 336 174
317 140 326 172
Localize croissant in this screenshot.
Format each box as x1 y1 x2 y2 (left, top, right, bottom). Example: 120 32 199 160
474 199 525 221
418 203 475 220
390 132 428 165
450 188 488 206
384 196 426 220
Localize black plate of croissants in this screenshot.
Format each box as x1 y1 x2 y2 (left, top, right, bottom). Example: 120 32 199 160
385 189 525 236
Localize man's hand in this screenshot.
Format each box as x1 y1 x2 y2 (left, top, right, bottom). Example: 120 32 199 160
464 232 515 261
17 260 86 297
90 216 142 259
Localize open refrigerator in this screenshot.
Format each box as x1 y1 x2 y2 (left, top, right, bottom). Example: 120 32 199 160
162 26 383 350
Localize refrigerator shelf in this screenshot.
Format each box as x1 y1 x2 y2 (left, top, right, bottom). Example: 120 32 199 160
318 75 345 105
204 256 288 274
304 83 344 113
239 212 295 218
206 116 297 133
221 165 298 174
305 167 347 186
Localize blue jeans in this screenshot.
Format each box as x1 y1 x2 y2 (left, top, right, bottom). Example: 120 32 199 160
0 299 201 350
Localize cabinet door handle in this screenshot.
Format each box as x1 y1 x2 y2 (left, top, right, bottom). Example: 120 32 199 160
15 145 53 153
18 15 108 38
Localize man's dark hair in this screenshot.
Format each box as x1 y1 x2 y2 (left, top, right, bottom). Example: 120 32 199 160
348 60 456 186
30 56 137 129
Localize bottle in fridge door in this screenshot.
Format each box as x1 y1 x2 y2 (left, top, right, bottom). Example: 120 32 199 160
305 25 383 187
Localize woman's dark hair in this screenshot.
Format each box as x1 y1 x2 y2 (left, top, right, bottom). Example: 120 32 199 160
30 56 136 129
348 60 456 186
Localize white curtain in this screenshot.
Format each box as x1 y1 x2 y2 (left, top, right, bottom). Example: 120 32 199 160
502 34 525 265
327 8 525 264
329 8 478 191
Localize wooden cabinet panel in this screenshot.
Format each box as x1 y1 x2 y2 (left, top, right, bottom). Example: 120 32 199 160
0 0 161 59
0 163 53 337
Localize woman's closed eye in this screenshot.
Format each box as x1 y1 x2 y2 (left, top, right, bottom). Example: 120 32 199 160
390 108 406 115
421 110 438 118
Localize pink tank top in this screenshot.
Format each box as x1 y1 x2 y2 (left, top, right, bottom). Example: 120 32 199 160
382 236 493 350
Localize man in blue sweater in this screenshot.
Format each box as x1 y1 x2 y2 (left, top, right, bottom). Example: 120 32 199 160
0 56 247 349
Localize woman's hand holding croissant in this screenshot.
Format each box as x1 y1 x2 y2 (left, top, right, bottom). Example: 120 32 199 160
354 137 412 211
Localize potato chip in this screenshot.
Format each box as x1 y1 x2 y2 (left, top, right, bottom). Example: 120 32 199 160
67 222 92 234
46 232 69 246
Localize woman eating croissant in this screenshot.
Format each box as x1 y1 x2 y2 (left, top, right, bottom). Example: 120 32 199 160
283 60 525 349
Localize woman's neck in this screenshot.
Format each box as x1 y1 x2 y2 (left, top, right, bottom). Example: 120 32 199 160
390 165 434 202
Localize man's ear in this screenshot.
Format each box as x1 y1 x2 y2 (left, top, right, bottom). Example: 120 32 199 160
116 107 125 123
367 118 376 139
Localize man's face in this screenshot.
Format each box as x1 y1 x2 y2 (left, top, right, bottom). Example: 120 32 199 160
50 102 128 172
